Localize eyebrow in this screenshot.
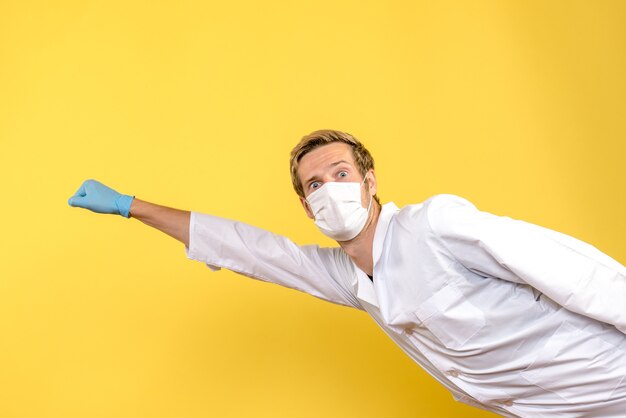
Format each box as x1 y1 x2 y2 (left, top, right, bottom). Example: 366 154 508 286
303 160 352 186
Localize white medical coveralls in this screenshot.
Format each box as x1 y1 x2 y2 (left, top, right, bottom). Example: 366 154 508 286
185 194 626 417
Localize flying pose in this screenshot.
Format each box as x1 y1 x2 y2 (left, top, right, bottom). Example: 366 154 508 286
69 129 626 417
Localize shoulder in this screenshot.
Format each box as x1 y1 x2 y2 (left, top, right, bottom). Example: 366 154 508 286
424 194 476 210
311 245 352 268
396 194 476 218
395 194 478 233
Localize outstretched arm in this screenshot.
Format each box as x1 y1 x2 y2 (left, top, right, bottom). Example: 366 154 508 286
68 179 361 308
68 179 190 247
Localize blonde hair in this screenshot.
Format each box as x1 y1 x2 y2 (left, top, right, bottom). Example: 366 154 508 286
289 129 380 203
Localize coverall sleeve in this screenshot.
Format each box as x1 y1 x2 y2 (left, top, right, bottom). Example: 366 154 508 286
426 194 626 334
184 212 362 309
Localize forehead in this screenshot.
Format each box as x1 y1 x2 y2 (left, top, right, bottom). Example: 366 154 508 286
297 142 356 181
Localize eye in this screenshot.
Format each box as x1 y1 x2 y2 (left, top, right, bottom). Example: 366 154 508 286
310 181 322 189
338 170 348 178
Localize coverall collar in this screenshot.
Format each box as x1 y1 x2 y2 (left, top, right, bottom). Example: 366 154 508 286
354 201 400 307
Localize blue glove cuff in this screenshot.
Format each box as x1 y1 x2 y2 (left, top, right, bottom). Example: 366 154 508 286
116 194 135 218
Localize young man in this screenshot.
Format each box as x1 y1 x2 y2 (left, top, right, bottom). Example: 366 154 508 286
69 129 626 417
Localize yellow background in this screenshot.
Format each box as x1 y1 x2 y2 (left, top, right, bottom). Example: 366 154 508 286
1 1 625 417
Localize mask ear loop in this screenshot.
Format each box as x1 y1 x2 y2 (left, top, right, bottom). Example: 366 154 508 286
304 196 316 218
362 174 374 213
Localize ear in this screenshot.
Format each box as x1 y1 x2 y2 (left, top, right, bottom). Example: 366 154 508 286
300 196 315 219
365 169 377 197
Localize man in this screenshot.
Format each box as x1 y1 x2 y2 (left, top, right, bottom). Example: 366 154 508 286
69 130 626 417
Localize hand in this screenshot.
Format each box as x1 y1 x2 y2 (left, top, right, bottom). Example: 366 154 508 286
68 179 135 218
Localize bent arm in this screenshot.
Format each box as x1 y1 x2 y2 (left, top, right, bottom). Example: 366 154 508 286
427 194 626 334
129 198 190 248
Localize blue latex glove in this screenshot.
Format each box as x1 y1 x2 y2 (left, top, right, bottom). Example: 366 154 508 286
68 179 135 218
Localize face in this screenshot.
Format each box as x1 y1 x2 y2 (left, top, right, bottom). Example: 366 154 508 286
297 142 377 219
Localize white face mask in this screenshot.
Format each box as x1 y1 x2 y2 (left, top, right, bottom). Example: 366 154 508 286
305 178 373 241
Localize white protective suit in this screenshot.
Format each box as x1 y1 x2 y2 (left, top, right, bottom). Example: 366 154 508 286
185 194 626 417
